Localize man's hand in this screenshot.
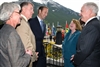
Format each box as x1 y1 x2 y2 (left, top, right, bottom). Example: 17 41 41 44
35 52 39 61
26 49 33 56
70 55 74 62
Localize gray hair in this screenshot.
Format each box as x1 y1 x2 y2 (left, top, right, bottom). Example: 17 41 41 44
0 2 21 22
84 2 99 15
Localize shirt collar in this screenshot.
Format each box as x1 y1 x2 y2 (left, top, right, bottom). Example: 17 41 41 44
37 16 43 25
37 16 43 22
21 14 28 22
84 16 97 26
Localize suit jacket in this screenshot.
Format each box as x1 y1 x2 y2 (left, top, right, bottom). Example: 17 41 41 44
73 18 100 67
62 30 81 59
16 17 37 63
29 17 46 56
29 17 46 67
0 24 4 29
0 24 31 67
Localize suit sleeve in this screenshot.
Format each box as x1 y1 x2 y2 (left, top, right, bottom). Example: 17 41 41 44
16 21 37 62
16 22 33 51
7 31 31 67
73 25 99 65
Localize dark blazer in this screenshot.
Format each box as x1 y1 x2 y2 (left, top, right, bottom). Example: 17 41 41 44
0 24 4 29
73 18 100 67
29 16 46 67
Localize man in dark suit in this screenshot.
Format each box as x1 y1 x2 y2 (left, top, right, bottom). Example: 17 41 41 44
29 6 48 67
71 2 100 67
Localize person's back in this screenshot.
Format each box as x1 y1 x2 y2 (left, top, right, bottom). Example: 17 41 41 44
55 31 62 44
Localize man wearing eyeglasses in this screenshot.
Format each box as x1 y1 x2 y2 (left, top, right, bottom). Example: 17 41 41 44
0 2 32 67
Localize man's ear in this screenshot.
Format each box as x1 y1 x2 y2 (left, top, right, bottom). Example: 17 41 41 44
22 6 27 11
39 9 42 13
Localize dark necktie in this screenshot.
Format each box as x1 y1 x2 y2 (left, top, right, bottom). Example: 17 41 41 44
40 20 44 32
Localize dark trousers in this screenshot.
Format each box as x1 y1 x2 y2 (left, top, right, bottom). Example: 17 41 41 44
32 56 46 67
